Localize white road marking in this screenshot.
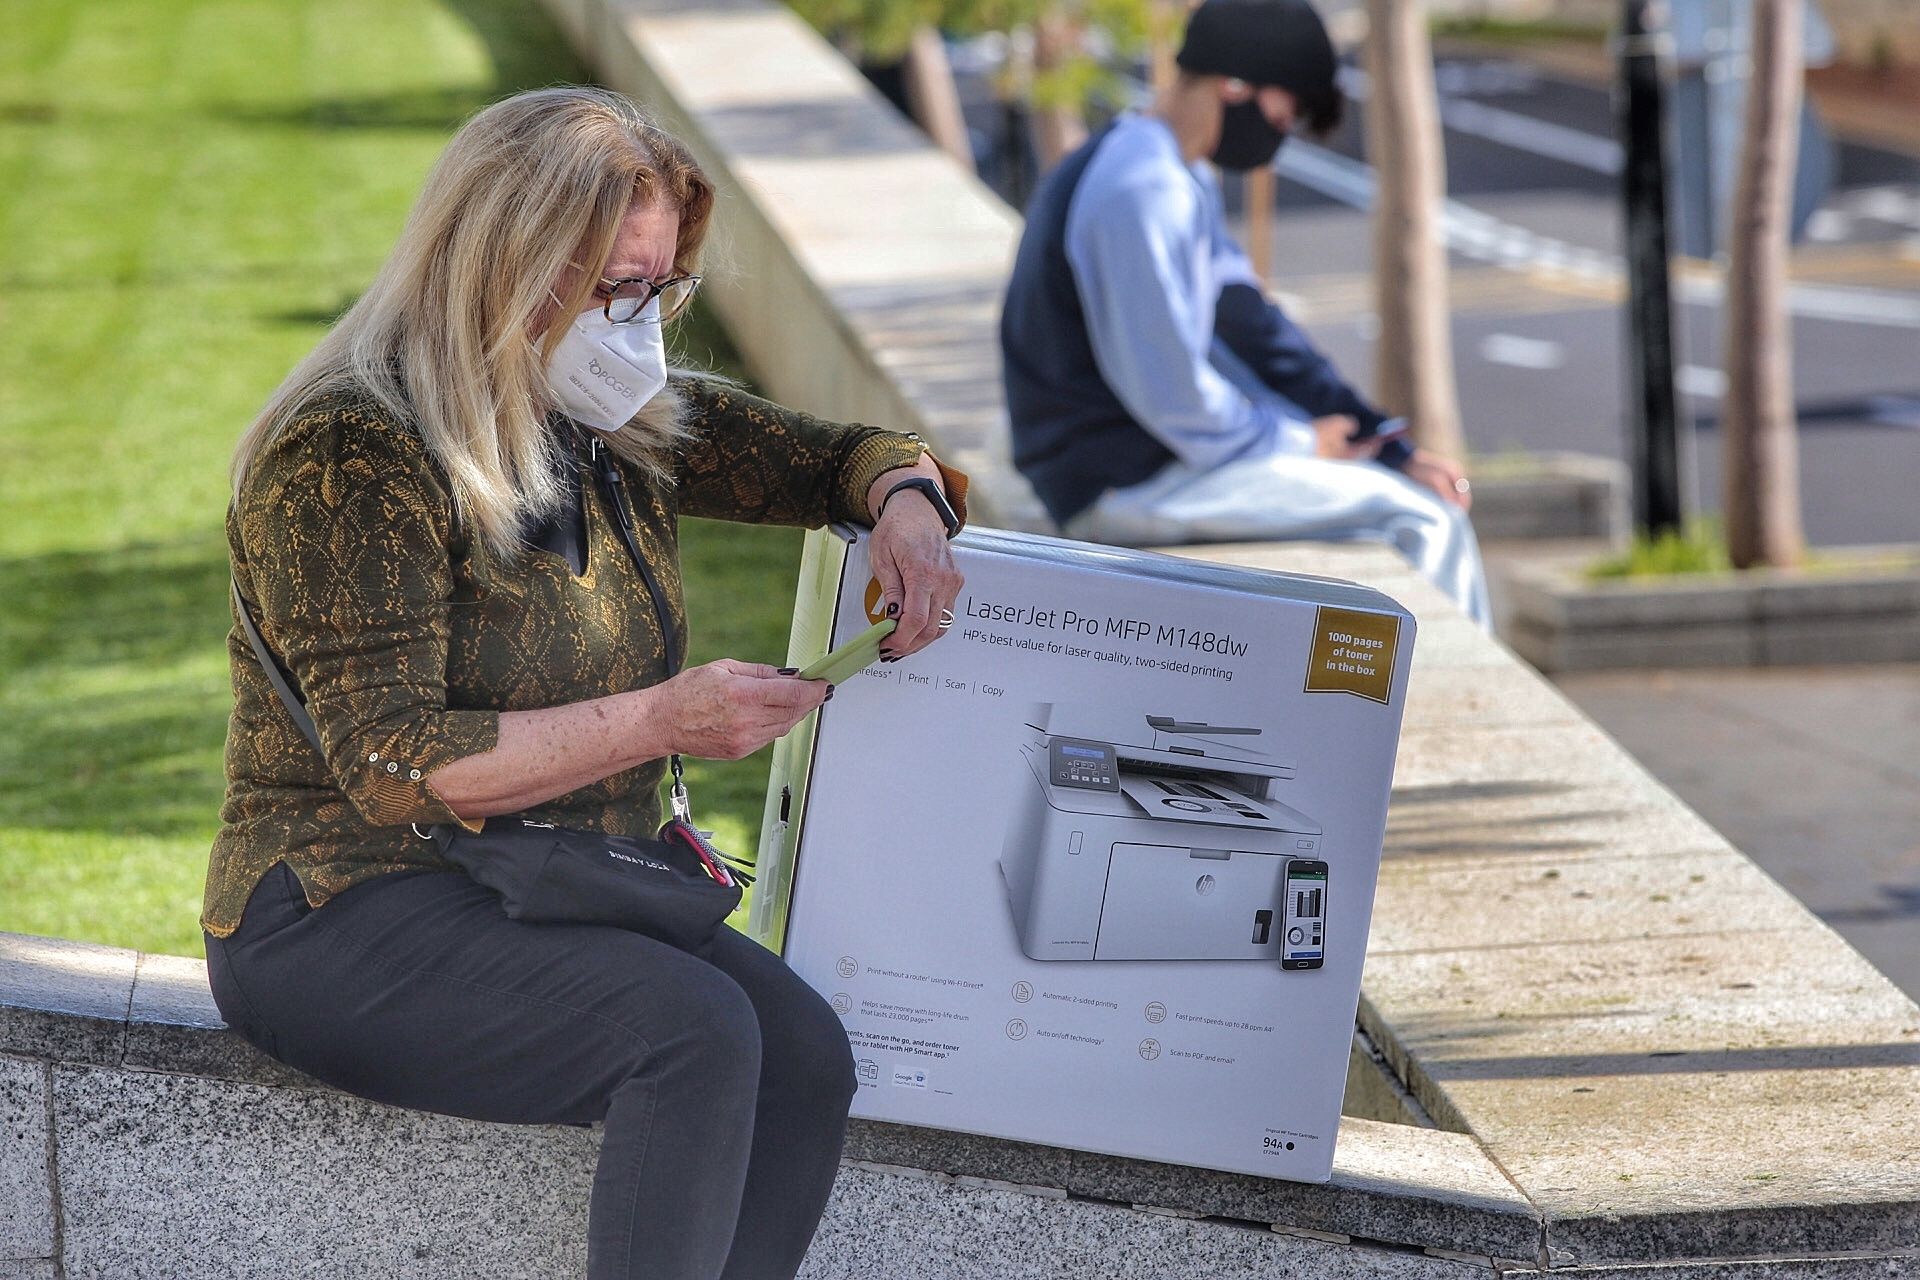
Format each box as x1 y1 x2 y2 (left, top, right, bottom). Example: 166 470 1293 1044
1341 63 1623 175
1674 275 1920 328
1430 61 1542 97
1839 186 1920 229
1437 96 1624 175
1273 141 1920 329
1806 209 1852 242
1480 333 1567 369
1677 365 1728 398
1867 394 1920 429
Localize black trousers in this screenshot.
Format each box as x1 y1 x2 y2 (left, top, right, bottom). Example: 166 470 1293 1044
204 860 856 1280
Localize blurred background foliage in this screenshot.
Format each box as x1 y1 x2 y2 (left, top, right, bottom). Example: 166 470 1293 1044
786 0 1168 118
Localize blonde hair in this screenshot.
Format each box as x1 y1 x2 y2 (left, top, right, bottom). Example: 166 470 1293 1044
232 85 717 561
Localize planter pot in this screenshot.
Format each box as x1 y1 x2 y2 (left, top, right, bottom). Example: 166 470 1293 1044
1498 547 1920 671
1466 451 1628 542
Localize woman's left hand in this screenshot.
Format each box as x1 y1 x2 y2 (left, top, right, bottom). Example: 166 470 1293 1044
868 493 964 660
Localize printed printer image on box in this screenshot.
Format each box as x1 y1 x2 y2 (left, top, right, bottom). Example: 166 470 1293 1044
1002 703 1327 964
752 527 1413 1183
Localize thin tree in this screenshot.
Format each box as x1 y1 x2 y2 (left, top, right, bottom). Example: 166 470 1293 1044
1363 0 1464 458
1028 7 1092 169
1721 0 1806 569
902 25 977 171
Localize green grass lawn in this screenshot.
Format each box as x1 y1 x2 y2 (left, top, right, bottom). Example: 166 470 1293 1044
0 0 803 957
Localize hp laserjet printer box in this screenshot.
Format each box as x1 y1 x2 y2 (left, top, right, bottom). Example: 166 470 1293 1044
751 526 1414 1182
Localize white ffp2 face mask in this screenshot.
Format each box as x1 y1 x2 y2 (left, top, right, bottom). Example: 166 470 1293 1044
543 297 667 432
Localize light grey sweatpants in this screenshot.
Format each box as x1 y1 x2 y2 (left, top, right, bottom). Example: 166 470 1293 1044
1065 454 1493 629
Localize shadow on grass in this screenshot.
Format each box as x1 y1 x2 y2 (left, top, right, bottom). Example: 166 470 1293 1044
217 85 497 133
265 291 363 328
0 536 231 674
211 0 591 134
441 0 593 91
0 536 233 839
0 101 59 125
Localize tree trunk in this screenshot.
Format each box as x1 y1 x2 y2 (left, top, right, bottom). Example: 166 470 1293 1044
1722 0 1806 569
901 26 976 173
1245 168 1275 282
1148 0 1179 95
1363 0 1464 458
1028 10 1089 172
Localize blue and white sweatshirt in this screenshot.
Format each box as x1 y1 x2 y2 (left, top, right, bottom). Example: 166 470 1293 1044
1001 113 1389 527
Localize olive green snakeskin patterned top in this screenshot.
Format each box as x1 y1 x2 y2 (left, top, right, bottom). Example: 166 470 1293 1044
203 376 965 938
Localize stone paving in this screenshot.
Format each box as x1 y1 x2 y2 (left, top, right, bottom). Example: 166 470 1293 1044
1556 664 1920 1001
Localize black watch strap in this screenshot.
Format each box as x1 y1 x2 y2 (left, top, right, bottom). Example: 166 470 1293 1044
877 476 961 539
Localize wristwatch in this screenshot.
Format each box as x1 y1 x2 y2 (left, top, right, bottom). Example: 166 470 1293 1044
877 476 962 539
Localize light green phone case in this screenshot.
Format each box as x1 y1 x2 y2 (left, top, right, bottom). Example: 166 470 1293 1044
797 618 896 684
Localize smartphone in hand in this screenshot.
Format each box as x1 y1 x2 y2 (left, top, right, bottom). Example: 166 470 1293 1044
797 619 897 684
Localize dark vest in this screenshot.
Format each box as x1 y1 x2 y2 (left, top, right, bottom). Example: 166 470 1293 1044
1000 126 1174 527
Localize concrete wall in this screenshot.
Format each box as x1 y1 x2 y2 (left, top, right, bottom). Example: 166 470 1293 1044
7 922 1913 1277
0 932 1546 1277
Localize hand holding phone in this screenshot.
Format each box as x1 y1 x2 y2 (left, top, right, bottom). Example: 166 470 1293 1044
1347 415 1410 445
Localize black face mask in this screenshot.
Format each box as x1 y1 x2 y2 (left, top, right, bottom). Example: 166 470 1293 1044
1209 99 1288 171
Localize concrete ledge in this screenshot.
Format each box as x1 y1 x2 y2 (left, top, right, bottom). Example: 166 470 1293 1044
844 1116 1543 1262
1499 550 1920 672
1469 454 1628 543
806 1163 1498 1279
6 930 1909 1274
0 930 1551 1275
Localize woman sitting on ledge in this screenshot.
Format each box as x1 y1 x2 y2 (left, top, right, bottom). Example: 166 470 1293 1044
201 85 965 1280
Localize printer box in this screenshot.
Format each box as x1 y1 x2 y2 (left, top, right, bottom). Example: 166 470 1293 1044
751 527 1414 1182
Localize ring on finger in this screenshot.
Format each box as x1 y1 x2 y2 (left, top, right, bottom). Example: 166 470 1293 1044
1453 478 1471 494
938 608 955 630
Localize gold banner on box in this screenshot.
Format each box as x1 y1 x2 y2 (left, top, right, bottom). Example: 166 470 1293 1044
1304 607 1401 703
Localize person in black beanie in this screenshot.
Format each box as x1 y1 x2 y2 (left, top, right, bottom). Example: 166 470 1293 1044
999 0 1490 627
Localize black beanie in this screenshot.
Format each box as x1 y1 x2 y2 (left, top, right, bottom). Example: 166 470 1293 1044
1175 0 1344 134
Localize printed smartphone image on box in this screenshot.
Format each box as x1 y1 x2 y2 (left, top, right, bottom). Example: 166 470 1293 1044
999 702 1324 962
1281 859 1328 971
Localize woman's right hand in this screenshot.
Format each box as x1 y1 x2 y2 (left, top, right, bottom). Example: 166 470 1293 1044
644 659 828 761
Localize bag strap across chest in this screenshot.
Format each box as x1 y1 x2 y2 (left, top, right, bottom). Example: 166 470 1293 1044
232 428 700 822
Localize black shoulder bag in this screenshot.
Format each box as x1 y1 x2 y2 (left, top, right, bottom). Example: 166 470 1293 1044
232 435 751 957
